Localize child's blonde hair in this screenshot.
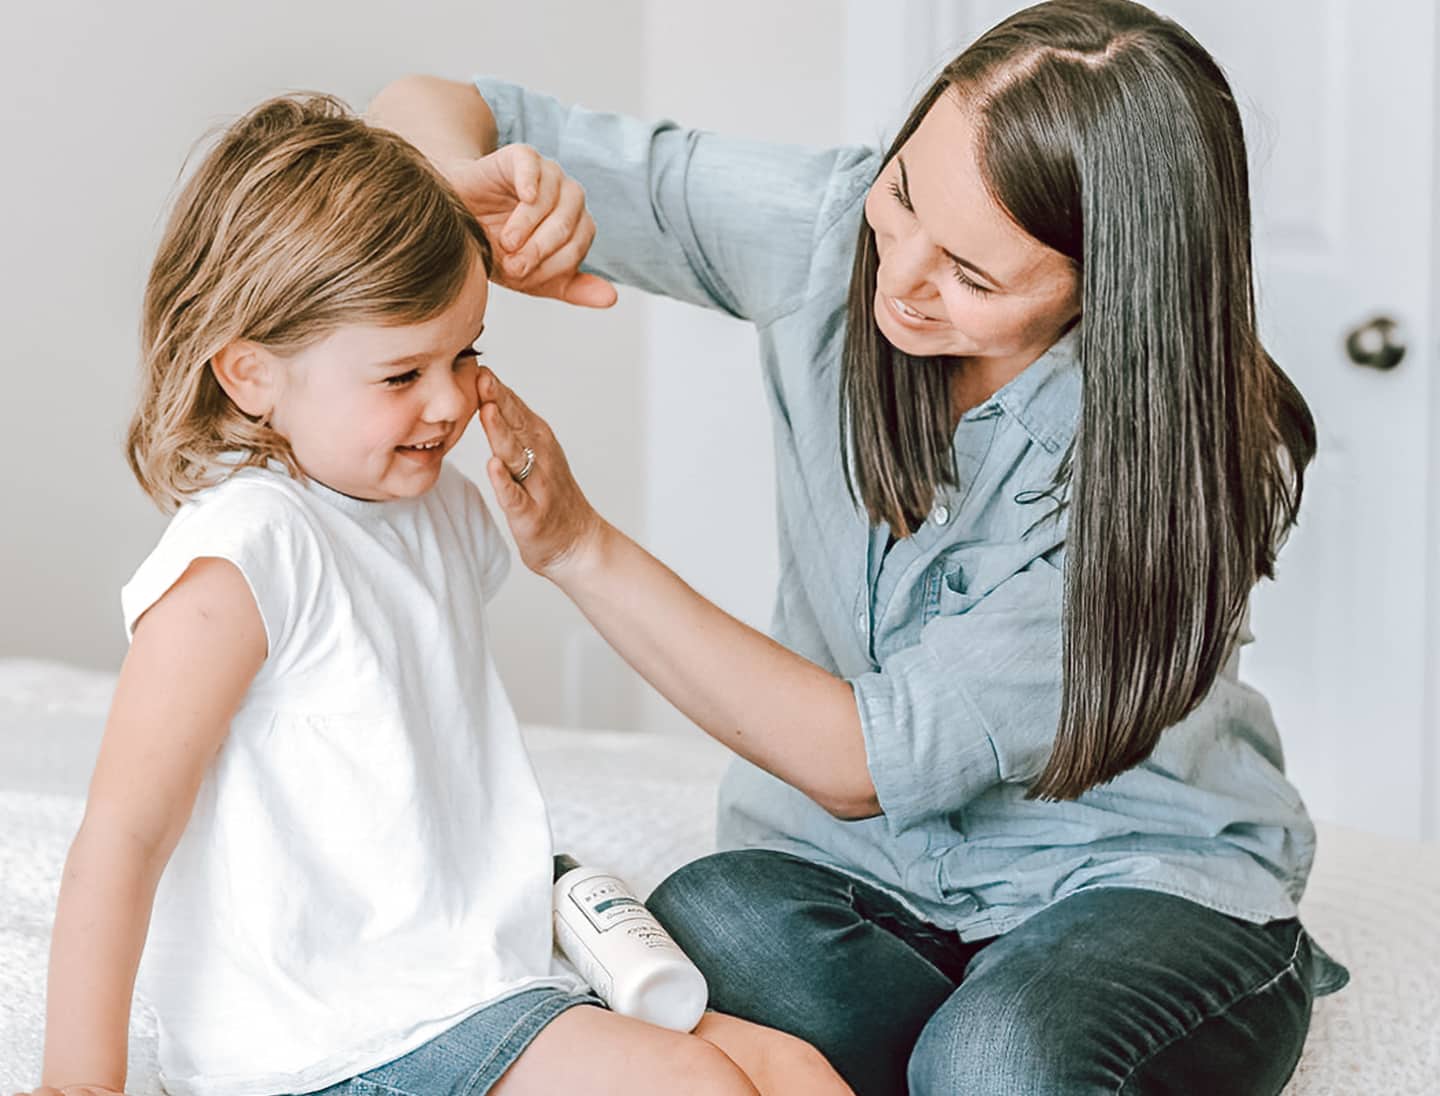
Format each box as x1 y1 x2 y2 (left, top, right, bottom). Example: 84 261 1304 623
128 92 492 510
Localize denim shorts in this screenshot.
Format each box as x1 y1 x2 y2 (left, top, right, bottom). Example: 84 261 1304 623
297 986 604 1096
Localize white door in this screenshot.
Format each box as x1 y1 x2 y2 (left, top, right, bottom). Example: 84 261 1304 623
846 0 1438 840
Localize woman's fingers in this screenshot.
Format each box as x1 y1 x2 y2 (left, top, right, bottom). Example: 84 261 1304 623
478 364 546 425
479 401 530 475
486 454 534 516
448 147 616 308
516 177 586 271
444 147 534 218
522 213 596 291
499 158 563 262
472 368 604 580
477 366 533 435
499 378 543 428
474 364 504 413
505 143 541 204
518 244 618 309
476 373 546 509
560 271 620 309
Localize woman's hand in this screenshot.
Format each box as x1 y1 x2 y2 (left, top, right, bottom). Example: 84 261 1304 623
440 147 618 309
475 367 610 581
473 371 877 818
367 76 612 307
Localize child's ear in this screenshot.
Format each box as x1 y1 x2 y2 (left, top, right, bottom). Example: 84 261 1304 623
211 341 280 419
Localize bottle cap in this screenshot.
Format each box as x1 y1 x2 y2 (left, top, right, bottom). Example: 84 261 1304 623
553 853 582 881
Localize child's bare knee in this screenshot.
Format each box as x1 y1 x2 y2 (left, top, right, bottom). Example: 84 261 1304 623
677 1038 762 1096
757 1030 852 1095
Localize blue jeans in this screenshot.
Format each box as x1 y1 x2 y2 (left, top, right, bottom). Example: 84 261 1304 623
295 986 602 1096
648 850 1332 1096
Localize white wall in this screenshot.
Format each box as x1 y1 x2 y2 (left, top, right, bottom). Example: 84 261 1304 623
634 2 849 733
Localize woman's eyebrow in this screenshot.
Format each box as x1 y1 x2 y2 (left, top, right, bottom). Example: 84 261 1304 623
897 156 1007 290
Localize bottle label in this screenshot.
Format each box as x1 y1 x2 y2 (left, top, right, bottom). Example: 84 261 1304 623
567 874 651 934
622 919 684 951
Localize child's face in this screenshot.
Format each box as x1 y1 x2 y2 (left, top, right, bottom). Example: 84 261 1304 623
268 256 488 502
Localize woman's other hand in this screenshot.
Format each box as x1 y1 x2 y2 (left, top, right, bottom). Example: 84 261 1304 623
475 366 610 580
442 147 618 309
368 75 616 310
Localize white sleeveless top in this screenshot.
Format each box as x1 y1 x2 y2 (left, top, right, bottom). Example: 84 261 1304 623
121 463 580 1096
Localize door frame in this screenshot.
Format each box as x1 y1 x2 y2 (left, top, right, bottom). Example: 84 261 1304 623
1424 2 1440 843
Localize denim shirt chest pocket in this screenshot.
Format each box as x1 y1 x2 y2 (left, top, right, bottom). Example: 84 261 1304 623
931 548 988 622
927 530 1066 627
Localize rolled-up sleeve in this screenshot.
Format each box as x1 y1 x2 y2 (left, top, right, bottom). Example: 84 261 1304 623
851 557 1065 835
473 77 877 324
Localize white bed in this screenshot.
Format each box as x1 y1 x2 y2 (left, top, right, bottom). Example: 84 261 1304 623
1 659 1435 1095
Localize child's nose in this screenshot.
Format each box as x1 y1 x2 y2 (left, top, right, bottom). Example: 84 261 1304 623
424 368 471 422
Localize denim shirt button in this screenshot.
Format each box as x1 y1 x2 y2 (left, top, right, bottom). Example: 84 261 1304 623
930 503 951 526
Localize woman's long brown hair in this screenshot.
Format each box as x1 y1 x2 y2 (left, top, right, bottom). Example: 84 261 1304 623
839 0 1316 799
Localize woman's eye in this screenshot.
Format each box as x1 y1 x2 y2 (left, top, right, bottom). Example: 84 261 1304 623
887 177 913 212
383 369 421 388
455 346 483 369
952 265 992 296
887 169 991 297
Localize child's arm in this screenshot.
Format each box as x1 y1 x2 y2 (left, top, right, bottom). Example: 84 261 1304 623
30 558 266 1094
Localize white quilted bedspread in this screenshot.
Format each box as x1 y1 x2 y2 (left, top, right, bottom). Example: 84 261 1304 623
1 660 1436 1094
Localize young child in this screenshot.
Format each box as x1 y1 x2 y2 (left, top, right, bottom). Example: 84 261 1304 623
22 95 849 1096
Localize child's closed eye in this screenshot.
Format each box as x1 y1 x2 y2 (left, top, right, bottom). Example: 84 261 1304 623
383 369 421 388
383 348 482 388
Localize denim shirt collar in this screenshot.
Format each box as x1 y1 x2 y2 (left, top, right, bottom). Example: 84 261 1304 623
961 325 1081 455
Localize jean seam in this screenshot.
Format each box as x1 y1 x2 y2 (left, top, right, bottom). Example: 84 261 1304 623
846 871 978 985
348 1077 414 1096
1113 925 1306 1094
459 993 583 1096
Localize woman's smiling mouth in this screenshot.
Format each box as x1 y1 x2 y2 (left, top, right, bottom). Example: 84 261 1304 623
884 293 945 328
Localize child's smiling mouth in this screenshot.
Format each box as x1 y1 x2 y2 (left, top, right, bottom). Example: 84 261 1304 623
396 436 448 462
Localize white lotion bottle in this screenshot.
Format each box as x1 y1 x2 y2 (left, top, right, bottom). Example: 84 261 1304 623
552 854 709 1031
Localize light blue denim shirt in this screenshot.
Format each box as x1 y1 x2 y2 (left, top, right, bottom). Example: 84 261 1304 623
476 78 1325 945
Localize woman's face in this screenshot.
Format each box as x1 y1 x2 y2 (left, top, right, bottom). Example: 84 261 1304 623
864 91 1081 381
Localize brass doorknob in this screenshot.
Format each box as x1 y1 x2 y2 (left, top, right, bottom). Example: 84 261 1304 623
1344 315 1405 371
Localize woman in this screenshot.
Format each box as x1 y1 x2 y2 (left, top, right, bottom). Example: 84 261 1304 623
372 2 1348 1092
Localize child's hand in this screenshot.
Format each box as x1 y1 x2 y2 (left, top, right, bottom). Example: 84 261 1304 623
440 147 618 309
13 1086 129 1096
475 367 610 582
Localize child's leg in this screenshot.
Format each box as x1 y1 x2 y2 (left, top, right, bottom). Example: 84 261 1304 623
490 1005 853 1096
694 1011 856 1096
490 1005 756 1096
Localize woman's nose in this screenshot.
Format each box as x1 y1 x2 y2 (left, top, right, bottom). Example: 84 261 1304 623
878 225 938 300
